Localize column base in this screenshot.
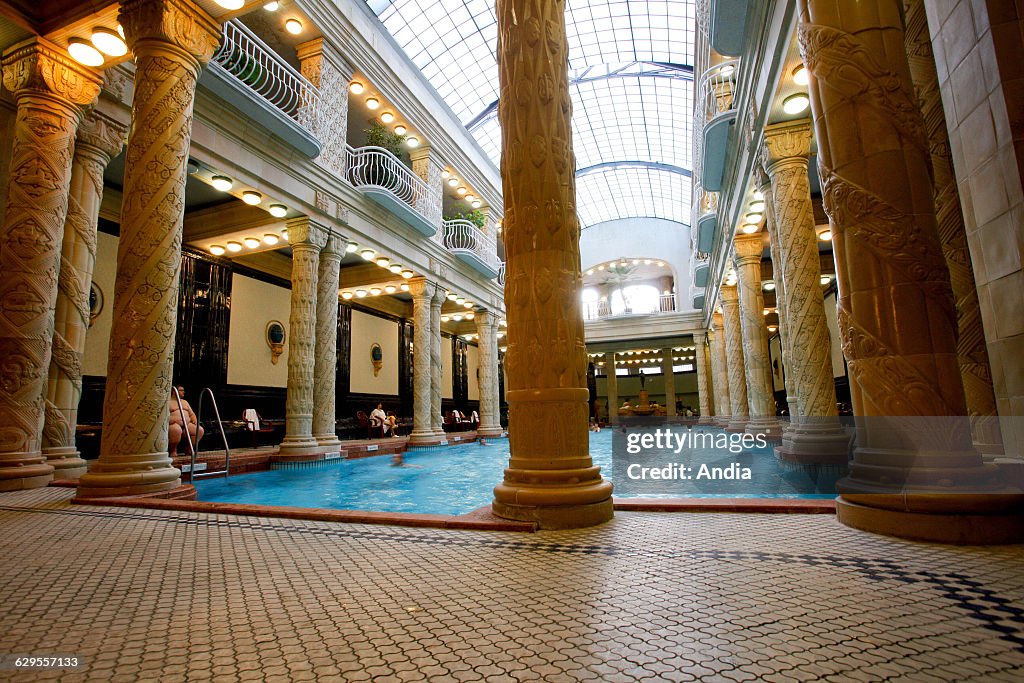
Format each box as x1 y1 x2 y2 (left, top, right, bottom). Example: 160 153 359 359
697 416 715 426
408 430 444 447
492 497 614 530
776 422 851 465
0 458 55 492
76 451 180 498
277 436 323 457
836 496 1024 545
43 447 88 480
313 435 342 451
745 417 783 439
477 426 504 438
725 417 749 432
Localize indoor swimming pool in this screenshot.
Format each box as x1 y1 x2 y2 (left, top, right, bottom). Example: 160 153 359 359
196 428 840 515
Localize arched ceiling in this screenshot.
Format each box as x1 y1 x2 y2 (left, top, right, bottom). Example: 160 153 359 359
366 0 695 230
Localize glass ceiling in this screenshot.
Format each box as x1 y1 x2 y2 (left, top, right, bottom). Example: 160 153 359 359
367 0 696 229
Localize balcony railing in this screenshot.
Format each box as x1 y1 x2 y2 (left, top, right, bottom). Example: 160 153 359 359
346 145 440 236
212 20 320 134
441 220 501 278
497 261 505 287
696 59 739 191
700 60 739 121
583 294 677 321
692 181 719 254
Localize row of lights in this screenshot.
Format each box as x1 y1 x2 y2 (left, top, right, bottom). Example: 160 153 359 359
441 170 483 209
740 189 766 235
761 273 834 291
782 65 810 115
585 259 666 276
358 246 416 278
214 1 304 32
210 233 284 256
341 283 410 299
67 25 127 67
349 81 421 148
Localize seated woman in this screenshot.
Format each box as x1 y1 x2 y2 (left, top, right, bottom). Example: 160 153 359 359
169 386 204 457
370 402 389 436
385 411 399 437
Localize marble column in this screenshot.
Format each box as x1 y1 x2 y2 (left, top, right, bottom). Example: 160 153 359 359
475 310 503 437
492 0 613 528
710 315 732 428
720 285 749 432
0 39 101 492
407 278 437 445
278 218 326 456
429 286 445 439
296 38 352 177
798 0 1022 542
733 236 782 437
410 145 444 233
762 121 848 462
661 348 677 417
41 109 125 480
902 0 1001 456
312 234 345 450
693 333 713 424
605 353 618 424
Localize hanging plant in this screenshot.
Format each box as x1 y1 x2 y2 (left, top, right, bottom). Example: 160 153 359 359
364 122 406 159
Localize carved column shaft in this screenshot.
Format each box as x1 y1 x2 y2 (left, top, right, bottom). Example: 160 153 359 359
407 279 436 444
312 235 344 448
693 334 712 423
733 236 782 436
429 287 444 437
296 38 352 177
278 219 326 455
711 314 732 426
661 348 677 417
475 310 502 437
42 110 125 478
493 0 612 528
78 0 220 498
0 39 101 492
605 353 618 423
720 285 749 431
410 146 443 234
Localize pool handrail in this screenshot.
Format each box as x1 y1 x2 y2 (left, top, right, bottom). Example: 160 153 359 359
192 387 232 480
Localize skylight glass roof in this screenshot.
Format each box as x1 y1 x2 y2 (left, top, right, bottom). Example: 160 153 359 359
367 0 696 229
576 166 692 227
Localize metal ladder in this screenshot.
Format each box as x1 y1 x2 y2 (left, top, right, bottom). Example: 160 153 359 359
179 387 232 481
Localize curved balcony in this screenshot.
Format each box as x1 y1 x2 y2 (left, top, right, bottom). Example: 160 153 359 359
583 294 676 322
698 60 739 192
694 262 710 288
441 220 500 279
693 182 719 254
347 145 440 236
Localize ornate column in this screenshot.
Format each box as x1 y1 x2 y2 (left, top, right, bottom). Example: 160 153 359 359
475 310 503 437
312 234 345 450
733 236 782 437
296 38 352 177
278 218 326 456
693 333 713 424
798 0 1022 542
710 313 732 428
41 109 125 479
762 121 848 462
407 278 437 445
410 145 444 233
493 0 613 528
720 284 749 432
0 39 101 491
429 285 444 438
605 353 618 424
661 348 677 417
77 0 219 498
902 0 1001 456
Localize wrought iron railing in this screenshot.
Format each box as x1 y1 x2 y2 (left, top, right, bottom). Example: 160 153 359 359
212 20 320 133
497 261 505 287
442 219 501 273
346 145 441 227
698 59 739 124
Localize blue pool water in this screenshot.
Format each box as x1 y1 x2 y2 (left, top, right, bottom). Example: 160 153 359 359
196 429 838 515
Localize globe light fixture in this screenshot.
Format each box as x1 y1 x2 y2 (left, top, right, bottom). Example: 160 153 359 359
211 175 233 192
820 275 832 285
355 289 368 298
375 256 390 267
360 249 375 261
448 177 459 187
406 137 420 148
91 28 127 57
215 0 243 9
783 93 810 114
394 125 407 135
380 112 394 124
264 2 280 11
349 81 364 94
226 242 243 253
389 264 403 274
471 200 482 208
384 285 397 294
210 245 226 256
67 39 104 67
400 269 414 279
792 64 809 86
763 281 776 291
244 237 260 248
341 291 354 300
263 234 280 245
818 229 833 241
285 18 303 35
748 200 766 213
400 283 410 291
365 97 379 110
741 224 760 234
242 191 262 205
370 287 382 296
268 204 287 218
346 242 358 253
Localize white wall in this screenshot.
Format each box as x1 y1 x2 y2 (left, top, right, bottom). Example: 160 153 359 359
350 309 399 395
467 343 479 401
823 292 846 378
442 337 453 399
227 274 291 387
83 231 119 377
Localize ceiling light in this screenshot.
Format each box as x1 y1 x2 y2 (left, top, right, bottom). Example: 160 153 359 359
116 24 124 39
215 0 243 9
360 249 375 261
380 112 395 124
818 229 833 241
744 213 763 224
792 64 809 86
376 256 390 267
400 283 409 291
465 194 476 202
406 137 420 148
211 175 233 192
656 261 665 267
586 269 594 275
763 308 771 316
597 265 605 271
783 93 810 114
441 315 449 322
186 159 200 175
242 191 262 205
349 81 364 94
389 263 403 274
281 229 288 239
464 302 473 309
244 237 260 248
453 315 463 322
763 282 776 291
394 125 407 135
263 234 280 245
465 312 474 319
342 291 354 300
227 241 242 253
285 18 303 34
264 1 280 10
441 170 450 179
210 245 226 256
400 269 414 279
455 296 465 304
752 190 764 201
67 39 104 67
355 289 367 298
346 243 358 253
741 224 760 234
820 275 832 285
91 28 127 57
365 97 379 110
268 204 287 218
767 325 778 332
448 178 459 187
370 287 382 296
447 293 458 301
385 285 397 294
471 200 482 208
720 63 735 78
748 201 766 213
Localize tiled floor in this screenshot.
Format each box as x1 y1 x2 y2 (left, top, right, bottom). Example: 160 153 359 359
1 488 1022 682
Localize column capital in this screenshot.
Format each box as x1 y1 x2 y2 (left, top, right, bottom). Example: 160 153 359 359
761 119 813 173
296 37 355 82
732 233 764 267
77 108 127 160
408 145 438 164
712 311 725 331
119 0 220 66
475 309 498 331
321 233 348 258
408 277 435 300
753 163 772 195
286 217 328 250
720 283 739 304
2 38 102 107
430 282 446 305
693 330 707 343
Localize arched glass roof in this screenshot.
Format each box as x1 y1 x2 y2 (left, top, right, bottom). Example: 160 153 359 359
366 0 696 229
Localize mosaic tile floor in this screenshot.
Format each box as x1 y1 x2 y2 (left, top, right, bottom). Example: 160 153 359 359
1 487 1022 682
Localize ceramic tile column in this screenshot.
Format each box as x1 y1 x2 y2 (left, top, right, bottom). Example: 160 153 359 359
798 0 1022 542
720 286 749 432
693 333 713 424
762 121 848 463
710 314 732 428
77 0 219 498
296 38 352 177
661 347 677 417
0 39 101 492
605 353 618 424
493 0 613 528
475 310 503 438
41 109 126 480
278 217 327 457
312 234 346 450
732 236 782 437
407 278 437 445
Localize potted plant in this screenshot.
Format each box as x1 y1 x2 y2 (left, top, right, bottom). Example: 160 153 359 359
361 122 407 188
